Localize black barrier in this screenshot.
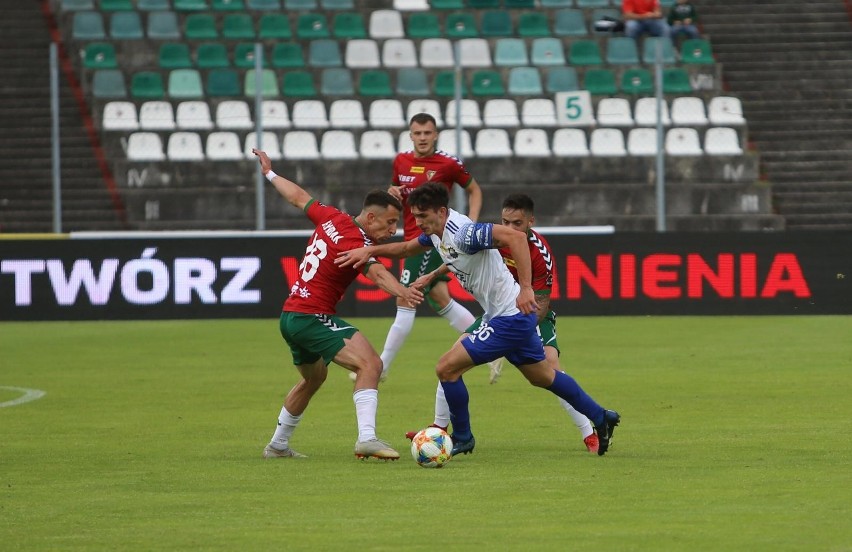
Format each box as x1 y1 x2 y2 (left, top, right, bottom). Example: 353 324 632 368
0 232 850 320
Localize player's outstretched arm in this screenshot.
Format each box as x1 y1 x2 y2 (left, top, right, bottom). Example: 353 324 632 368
252 149 312 211
491 224 537 315
465 178 483 222
365 263 424 308
335 238 428 269
411 264 449 291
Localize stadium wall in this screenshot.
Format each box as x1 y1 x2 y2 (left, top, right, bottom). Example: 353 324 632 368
1 231 849 321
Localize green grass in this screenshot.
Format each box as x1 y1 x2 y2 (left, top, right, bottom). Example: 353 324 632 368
2 317 851 551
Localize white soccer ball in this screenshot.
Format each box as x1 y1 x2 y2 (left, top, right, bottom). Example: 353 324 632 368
410 427 453 468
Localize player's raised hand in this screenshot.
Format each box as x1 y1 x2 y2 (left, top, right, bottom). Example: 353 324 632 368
387 186 403 201
335 247 372 269
410 274 432 291
252 148 272 174
516 286 538 315
400 286 424 308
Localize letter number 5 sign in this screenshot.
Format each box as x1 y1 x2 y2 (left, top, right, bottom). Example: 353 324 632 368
555 91 594 127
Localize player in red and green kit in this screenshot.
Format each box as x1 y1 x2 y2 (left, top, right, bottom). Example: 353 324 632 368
252 149 424 461
376 112 484 381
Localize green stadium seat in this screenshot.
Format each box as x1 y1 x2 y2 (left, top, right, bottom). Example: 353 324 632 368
407 12 441 38
245 69 280 96
131 71 165 99
471 69 504 96
359 70 392 96
137 0 170 9
505 0 534 7
319 68 353 95
258 14 291 39
583 68 617 95
607 37 640 65
321 0 353 8
168 69 204 98
308 39 342 67
223 13 255 39
480 10 512 37
272 42 305 67
196 42 230 68
467 0 499 7
83 42 117 69
541 0 572 6
518 12 549 37
569 40 603 65
109 12 143 39
100 0 134 10
642 37 676 64
282 71 317 96
507 66 541 95
434 70 466 97
396 68 429 96
494 38 528 66
147 11 181 39
235 43 270 68
184 14 218 39
297 14 331 39
62 0 94 11
212 0 246 10
553 8 587 36
92 69 126 98
620 67 653 94
530 37 565 66
283 0 314 8
332 12 367 39
681 38 714 65
73 11 105 39
158 42 192 69
659 0 674 6
206 69 241 96
445 13 477 38
545 67 579 93
430 0 463 8
663 67 692 93
174 0 209 10
577 0 608 6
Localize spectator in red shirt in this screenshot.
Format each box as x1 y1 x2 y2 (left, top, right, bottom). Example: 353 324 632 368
623 0 670 41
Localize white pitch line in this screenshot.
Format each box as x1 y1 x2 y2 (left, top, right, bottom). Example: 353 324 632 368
0 386 46 408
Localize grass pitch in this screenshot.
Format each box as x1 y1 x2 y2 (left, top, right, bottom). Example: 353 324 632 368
1 316 851 551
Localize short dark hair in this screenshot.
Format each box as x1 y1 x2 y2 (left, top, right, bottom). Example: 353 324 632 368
502 193 535 215
363 189 402 212
409 112 437 128
407 182 448 211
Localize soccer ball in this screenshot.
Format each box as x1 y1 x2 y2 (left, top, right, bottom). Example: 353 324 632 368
410 427 453 468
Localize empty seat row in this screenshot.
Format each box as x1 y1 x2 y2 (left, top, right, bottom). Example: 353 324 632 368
63 0 354 12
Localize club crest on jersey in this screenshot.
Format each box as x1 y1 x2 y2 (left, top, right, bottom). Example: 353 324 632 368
410 166 425 174
440 244 459 259
426 170 437 179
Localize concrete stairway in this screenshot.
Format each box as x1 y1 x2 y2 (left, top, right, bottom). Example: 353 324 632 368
695 0 852 230
0 1 124 233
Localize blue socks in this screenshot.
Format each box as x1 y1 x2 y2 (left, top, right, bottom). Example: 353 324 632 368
440 377 472 440
547 371 606 428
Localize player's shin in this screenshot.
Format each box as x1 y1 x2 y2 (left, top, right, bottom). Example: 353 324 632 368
546 371 606 427
379 307 416 375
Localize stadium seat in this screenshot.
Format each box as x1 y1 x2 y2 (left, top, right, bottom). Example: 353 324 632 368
184 14 218 39
577 0 608 6
703 127 743 155
406 98 443 126
445 99 482 127
84 43 117 69
92 69 127 98
110 11 143 39
482 98 519 127
475 128 512 157
620 67 653 95
545 67 579 93
541 0 573 5
213 0 246 10
62 0 94 10
130 71 166 100
272 43 305 68
642 37 676 64
321 130 359 159
235 43 270 69
420 38 454 68
283 131 320 159
72 11 106 40
359 70 393 96
583 68 617 95
589 128 626 156
176 101 214 129
359 130 396 159
244 131 281 159
553 9 587 36
292 99 329 128
480 10 512 37
127 132 165 161
521 98 557 127
394 0 429 9
196 42 229 68
167 69 203 98
471 70 505 96
514 128 550 157
322 0 354 8
494 38 528 67
223 13 256 39
671 97 708 126
206 131 244 160
407 12 441 38
139 101 175 130
507 67 542 95
147 11 181 39
634 97 671 126
437 129 474 158
138 0 170 9
627 127 658 156
445 13 477 38
333 12 367 38
397 130 413 152
309 39 342 67
570 40 603 65
102 0 133 13
319 68 354 95
680 38 714 65
596 97 633 127
665 127 702 155
102 101 138 131
216 100 253 129
530 38 566 66
458 38 491 67
258 14 292 39
552 128 589 156
382 39 418 68
663 68 693 94
329 99 367 128
158 42 191 69
708 96 745 126
433 71 466 97
369 10 405 38
259 100 291 129
518 12 550 37
467 0 499 7
505 0 534 7
282 71 317 96
206 69 241 96
396 68 430 96
607 37 640 65
283 0 315 8
296 14 330 39
168 131 205 160
174 0 210 10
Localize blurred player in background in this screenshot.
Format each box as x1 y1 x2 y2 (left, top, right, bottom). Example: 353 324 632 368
253 149 423 461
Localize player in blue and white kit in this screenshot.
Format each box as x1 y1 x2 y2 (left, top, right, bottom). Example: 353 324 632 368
336 183 621 457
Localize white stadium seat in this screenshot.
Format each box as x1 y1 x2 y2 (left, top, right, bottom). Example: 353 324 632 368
521 99 557 127
596 98 633 127
244 131 281 160
139 101 175 131
552 128 589 157
368 99 406 128
665 127 703 156
283 131 320 159
634 97 671 126
590 128 626 156
420 38 454 68
345 39 381 69
175 101 213 130
291 100 329 129
474 128 512 157
260 100 291 129
369 10 404 39
671 97 708 126
458 38 491 67
445 99 482 128
216 100 253 130
126 131 164 160
437 129 474 158
321 130 359 159
627 127 659 156
206 131 243 160
708 96 746 126
329 99 367 128
103 101 138 131
704 127 743 155
167 131 205 161
482 99 520 127
406 98 443 126
514 128 550 157
360 130 396 159
382 39 418 68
